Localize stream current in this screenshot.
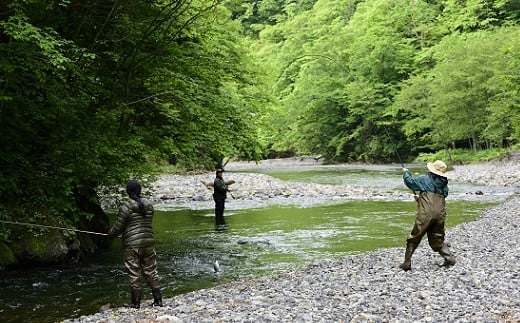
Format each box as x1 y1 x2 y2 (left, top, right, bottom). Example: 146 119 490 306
0 165 511 322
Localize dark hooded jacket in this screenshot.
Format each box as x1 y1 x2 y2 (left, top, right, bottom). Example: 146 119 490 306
403 171 449 197
108 198 155 248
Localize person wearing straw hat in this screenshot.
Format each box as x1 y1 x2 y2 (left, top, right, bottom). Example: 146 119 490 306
399 160 456 271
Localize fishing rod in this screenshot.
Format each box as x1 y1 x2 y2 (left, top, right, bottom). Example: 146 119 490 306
0 220 108 236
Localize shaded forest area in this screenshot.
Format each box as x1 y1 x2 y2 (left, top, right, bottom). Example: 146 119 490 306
0 0 518 266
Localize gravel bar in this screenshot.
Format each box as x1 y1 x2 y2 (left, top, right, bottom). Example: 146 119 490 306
69 155 520 323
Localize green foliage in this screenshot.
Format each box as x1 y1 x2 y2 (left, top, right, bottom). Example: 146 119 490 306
415 148 513 165
224 0 319 37
434 0 520 34
0 0 265 240
249 0 518 162
1 0 519 257
393 27 520 152
251 0 439 161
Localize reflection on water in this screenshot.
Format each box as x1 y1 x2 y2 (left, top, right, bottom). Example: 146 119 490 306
0 168 498 322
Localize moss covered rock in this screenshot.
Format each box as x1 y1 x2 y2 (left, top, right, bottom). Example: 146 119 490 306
10 231 69 265
0 242 17 267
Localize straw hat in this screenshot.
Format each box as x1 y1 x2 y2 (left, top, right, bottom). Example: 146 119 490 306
427 160 448 177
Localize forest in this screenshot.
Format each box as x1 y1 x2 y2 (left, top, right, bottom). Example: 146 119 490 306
0 0 518 266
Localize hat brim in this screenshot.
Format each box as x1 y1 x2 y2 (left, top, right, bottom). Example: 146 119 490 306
427 162 447 178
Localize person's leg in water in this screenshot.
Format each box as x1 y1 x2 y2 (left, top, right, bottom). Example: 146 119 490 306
214 198 226 227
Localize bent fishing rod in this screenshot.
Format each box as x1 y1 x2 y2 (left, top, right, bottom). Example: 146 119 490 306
0 220 108 236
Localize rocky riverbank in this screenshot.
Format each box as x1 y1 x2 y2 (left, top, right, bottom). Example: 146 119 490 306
74 155 519 323
100 153 520 211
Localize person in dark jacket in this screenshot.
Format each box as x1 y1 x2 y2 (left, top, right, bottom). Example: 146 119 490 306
108 180 162 308
213 168 231 227
399 160 456 271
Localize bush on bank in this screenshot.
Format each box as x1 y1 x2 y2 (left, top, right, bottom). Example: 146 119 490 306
415 148 518 165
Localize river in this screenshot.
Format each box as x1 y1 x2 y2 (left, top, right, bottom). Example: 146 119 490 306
0 164 509 322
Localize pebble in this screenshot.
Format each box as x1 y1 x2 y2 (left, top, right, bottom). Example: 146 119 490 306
73 155 520 322
101 154 520 210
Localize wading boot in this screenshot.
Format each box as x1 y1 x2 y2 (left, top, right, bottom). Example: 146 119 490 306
439 244 456 267
399 245 415 271
129 288 141 309
151 287 163 307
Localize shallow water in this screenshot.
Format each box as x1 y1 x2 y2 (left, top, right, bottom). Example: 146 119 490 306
0 167 502 322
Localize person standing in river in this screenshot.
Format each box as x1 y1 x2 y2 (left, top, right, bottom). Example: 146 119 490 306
213 168 232 227
108 180 163 308
399 160 456 271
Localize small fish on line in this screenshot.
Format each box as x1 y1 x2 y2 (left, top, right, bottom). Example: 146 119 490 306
213 260 220 272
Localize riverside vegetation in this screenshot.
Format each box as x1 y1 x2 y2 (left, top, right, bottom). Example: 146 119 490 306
1 1 519 268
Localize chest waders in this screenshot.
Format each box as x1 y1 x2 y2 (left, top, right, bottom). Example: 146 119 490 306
399 192 456 271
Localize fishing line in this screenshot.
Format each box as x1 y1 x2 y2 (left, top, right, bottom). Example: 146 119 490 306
0 220 108 236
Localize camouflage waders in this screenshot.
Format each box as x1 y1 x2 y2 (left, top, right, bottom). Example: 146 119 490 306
124 246 162 307
109 182 164 308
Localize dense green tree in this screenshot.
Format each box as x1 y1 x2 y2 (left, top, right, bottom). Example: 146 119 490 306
0 0 264 265
393 27 520 152
253 0 440 162
251 0 354 157
434 0 520 34
224 0 318 36
251 0 518 161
